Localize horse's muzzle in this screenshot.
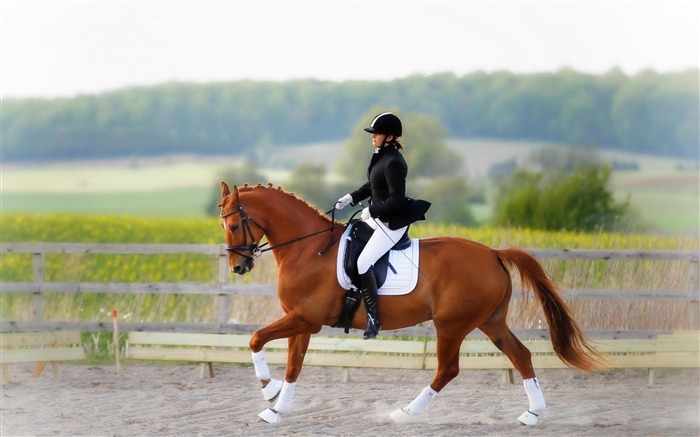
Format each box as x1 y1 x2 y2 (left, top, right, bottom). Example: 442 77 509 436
232 258 255 275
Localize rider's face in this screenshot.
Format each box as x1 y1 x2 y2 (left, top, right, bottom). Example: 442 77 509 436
371 133 393 148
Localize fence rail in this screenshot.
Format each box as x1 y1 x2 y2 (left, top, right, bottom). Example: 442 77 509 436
4 242 699 259
2 243 698 337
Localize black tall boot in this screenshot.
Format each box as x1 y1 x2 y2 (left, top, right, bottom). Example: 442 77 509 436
359 266 381 340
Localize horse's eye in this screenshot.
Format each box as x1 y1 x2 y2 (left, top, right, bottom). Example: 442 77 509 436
230 224 240 232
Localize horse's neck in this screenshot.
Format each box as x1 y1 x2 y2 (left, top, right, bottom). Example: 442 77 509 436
254 191 333 260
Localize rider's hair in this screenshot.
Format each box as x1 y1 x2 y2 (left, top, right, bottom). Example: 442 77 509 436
387 137 404 151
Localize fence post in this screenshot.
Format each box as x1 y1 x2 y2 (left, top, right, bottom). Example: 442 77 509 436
690 260 699 293
217 253 230 331
32 253 44 322
690 260 699 325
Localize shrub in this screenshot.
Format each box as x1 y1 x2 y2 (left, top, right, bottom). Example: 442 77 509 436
492 164 629 231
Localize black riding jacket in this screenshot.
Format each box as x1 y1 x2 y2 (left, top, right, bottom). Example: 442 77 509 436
349 145 430 230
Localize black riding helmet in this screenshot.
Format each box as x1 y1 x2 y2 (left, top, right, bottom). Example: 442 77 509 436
364 112 402 137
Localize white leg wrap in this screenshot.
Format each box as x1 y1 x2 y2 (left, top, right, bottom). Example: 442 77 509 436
404 386 438 416
258 381 296 423
272 381 296 415
252 350 271 380
518 377 545 426
523 377 546 414
390 386 437 423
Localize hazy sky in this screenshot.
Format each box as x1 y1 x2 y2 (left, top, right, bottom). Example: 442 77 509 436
2 1 698 98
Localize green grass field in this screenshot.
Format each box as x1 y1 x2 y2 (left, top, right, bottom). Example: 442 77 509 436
2 187 213 217
612 171 699 233
3 141 698 233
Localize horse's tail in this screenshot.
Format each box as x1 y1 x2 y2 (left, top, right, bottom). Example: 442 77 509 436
497 247 605 372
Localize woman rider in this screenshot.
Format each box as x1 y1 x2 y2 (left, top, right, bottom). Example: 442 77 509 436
335 112 430 339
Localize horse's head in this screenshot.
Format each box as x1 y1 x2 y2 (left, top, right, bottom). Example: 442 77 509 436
218 181 266 275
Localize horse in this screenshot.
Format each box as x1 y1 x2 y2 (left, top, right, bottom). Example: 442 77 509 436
218 182 603 425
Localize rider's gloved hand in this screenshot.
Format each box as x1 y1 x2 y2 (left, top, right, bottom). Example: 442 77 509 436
335 193 353 210
361 207 372 221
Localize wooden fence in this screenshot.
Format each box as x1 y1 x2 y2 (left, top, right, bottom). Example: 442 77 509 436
122 330 699 384
1 242 698 339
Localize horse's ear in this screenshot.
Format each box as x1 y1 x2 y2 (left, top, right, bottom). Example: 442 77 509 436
232 184 240 201
221 181 231 198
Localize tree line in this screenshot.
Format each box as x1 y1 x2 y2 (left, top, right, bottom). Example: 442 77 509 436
3 68 698 162
207 107 632 232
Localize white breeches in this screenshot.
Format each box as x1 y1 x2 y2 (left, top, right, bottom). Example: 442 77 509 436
357 218 408 275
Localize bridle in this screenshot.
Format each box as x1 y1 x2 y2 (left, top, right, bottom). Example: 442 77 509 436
220 198 267 262
219 196 345 264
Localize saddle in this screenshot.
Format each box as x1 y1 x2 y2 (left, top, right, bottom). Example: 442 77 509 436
343 220 411 289
333 220 411 333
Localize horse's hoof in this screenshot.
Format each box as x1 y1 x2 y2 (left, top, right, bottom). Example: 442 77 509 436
258 408 283 424
517 410 540 426
390 408 416 424
261 378 283 402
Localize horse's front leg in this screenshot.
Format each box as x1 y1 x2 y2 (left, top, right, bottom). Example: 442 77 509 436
258 333 311 423
249 310 318 423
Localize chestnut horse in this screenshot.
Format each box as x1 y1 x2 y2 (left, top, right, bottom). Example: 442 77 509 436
218 182 602 425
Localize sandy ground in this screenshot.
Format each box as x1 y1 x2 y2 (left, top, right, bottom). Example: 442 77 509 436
1 363 698 437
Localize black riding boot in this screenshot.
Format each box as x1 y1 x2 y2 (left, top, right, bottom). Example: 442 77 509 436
360 267 381 340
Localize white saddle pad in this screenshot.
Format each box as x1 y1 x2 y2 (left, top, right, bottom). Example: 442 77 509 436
336 225 420 296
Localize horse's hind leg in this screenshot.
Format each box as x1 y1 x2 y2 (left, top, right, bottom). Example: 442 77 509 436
479 319 546 426
390 335 464 424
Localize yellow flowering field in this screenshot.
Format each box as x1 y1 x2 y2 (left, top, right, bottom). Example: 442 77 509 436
1 214 697 331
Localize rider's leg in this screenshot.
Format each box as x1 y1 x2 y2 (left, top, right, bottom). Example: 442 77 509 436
357 220 407 339
359 266 381 339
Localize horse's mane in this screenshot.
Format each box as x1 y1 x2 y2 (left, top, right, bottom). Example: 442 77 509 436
238 183 332 224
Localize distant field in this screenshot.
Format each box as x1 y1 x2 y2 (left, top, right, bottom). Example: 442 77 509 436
2 157 225 192
1 187 213 217
2 156 229 217
2 141 698 233
612 171 699 233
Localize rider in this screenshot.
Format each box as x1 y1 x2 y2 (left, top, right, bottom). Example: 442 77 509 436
335 112 430 339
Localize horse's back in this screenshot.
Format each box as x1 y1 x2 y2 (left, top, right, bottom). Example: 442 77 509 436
419 235 499 263
418 236 509 292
